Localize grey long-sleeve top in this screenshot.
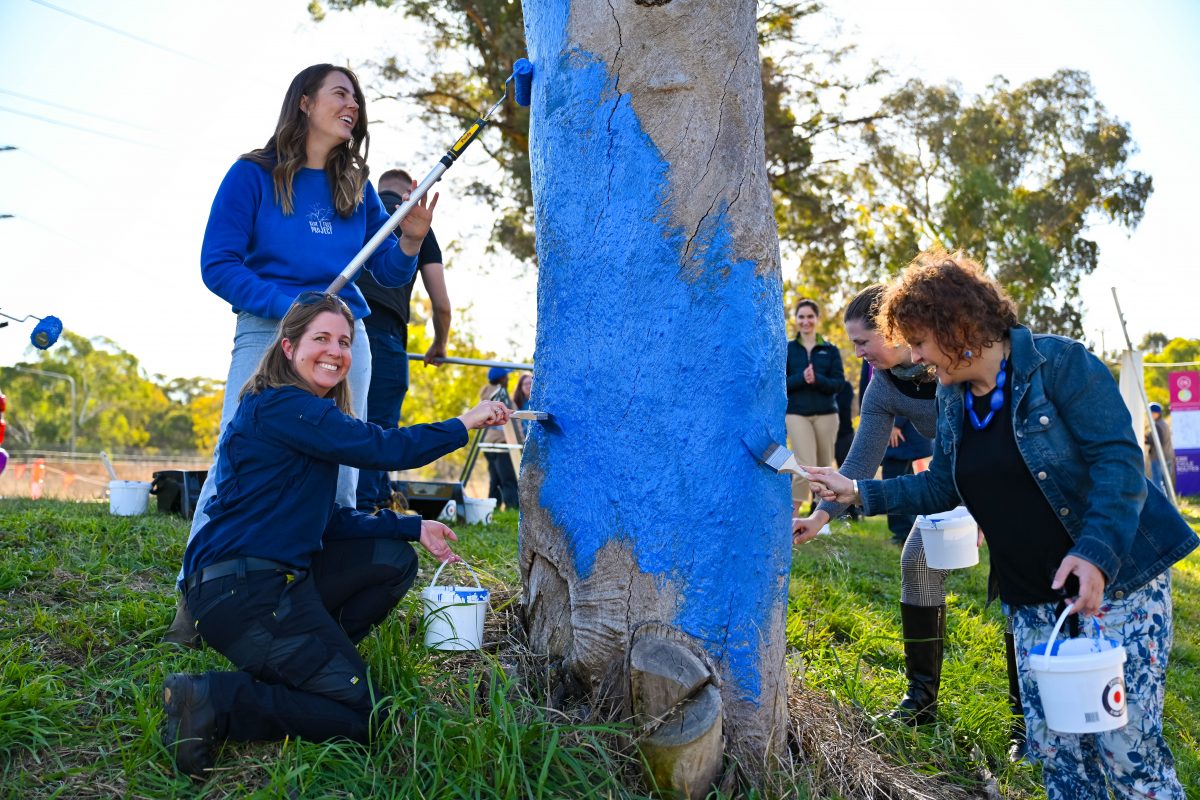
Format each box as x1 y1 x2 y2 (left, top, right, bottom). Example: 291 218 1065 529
816 368 944 519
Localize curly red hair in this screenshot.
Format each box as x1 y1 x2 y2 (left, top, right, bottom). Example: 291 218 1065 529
880 249 1019 369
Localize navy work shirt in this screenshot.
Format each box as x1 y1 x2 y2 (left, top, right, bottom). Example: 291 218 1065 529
184 386 466 577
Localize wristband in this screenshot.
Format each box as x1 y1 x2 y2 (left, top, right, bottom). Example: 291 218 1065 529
852 479 860 504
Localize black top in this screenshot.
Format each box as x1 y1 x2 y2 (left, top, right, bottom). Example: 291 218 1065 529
955 360 1073 606
357 228 443 332
785 338 844 416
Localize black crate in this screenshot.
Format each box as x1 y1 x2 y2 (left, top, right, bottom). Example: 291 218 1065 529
392 480 465 522
151 470 208 519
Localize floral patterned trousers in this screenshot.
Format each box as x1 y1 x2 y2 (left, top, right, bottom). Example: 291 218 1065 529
1009 571 1184 799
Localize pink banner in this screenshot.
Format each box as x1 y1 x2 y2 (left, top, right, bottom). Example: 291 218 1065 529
1169 371 1200 410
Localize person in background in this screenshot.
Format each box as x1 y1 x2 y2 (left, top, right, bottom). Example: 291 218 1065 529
480 367 519 510
165 63 438 648
162 294 509 778
512 372 533 439
355 167 452 514
805 251 1196 799
1146 402 1175 496
785 298 844 514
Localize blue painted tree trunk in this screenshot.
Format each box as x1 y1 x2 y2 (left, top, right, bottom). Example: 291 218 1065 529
519 0 791 767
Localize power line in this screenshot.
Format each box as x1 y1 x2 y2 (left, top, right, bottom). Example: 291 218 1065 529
0 88 150 131
26 0 204 63
0 106 155 148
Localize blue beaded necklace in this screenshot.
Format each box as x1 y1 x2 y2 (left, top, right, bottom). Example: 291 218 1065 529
965 357 1008 430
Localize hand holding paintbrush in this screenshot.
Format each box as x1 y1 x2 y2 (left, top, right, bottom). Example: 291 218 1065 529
801 465 859 504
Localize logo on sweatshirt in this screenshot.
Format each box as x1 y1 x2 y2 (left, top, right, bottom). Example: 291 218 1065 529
307 205 334 235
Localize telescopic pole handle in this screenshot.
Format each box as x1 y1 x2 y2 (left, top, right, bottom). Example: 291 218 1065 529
325 162 450 294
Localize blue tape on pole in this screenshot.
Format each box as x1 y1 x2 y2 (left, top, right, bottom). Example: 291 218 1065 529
512 58 534 107
31 315 62 350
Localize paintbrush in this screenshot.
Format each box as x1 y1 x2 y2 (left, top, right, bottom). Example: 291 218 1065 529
511 410 552 422
741 424 811 479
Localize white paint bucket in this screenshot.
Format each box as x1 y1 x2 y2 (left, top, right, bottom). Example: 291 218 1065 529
421 560 489 651
1029 603 1128 733
917 507 978 570
463 496 497 525
109 480 151 516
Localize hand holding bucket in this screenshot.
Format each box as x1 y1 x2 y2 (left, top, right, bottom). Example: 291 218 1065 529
421 559 489 651
1029 603 1128 734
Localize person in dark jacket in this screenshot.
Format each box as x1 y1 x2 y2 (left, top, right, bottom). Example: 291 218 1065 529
161 294 510 779
806 251 1197 800
355 167 453 514
785 298 844 511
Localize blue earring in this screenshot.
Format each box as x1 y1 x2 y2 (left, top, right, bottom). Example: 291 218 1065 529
963 350 973 359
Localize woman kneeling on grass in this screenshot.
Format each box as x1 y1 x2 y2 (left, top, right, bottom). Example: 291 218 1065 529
162 293 510 778
805 250 1196 800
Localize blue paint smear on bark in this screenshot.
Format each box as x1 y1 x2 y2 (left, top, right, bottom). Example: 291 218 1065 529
523 1 791 705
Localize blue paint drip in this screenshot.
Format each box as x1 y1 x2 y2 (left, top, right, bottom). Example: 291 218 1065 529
523 2 790 705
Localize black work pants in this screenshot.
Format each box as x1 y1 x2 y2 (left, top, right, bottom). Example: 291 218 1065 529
185 538 418 745
484 451 519 510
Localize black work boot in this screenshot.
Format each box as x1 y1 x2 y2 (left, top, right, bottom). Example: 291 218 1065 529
1005 626 1030 762
162 673 218 778
891 603 945 726
163 595 201 649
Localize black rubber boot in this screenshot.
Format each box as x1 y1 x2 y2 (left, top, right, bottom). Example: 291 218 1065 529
1005 626 1030 762
162 673 219 778
891 603 945 726
163 594 201 649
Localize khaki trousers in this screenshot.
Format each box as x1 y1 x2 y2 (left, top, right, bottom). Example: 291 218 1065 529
785 412 839 503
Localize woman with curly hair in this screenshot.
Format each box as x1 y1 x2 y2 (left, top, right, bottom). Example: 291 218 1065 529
794 284 1028 759
805 250 1195 799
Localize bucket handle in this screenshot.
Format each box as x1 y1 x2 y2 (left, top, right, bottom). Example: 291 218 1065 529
1042 603 1105 656
428 558 483 589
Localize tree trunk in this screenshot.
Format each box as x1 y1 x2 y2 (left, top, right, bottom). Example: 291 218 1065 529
519 0 789 786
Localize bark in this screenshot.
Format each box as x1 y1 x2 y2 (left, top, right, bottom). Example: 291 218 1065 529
519 0 790 785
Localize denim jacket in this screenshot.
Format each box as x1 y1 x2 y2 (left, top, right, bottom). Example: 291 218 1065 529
860 326 1197 597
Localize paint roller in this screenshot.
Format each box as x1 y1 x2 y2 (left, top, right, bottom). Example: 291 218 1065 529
325 58 534 295
0 310 63 350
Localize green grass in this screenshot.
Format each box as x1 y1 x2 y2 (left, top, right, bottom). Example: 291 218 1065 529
0 499 1196 798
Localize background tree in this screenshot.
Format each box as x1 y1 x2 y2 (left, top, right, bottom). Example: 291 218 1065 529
0 334 222 454
826 71 1152 335
311 1 872 278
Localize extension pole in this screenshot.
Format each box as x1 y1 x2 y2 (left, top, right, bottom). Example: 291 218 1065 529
1112 287 1177 506
406 353 534 371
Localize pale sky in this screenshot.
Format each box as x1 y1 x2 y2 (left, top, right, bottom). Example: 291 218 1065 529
1 0 1197 383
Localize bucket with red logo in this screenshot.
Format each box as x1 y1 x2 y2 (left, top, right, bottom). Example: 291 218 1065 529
1029 603 1128 734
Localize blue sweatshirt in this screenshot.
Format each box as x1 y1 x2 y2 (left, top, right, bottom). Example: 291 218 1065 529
183 386 467 577
200 159 418 321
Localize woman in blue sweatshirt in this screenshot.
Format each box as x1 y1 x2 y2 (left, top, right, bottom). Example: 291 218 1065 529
166 64 438 646
162 294 510 778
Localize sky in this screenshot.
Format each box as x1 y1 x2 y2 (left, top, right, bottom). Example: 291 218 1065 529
1 0 1197 383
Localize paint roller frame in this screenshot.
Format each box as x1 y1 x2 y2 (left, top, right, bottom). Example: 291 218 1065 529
0 310 63 350
325 59 534 295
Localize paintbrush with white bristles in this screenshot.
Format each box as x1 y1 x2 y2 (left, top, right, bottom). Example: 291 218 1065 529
741 424 811 479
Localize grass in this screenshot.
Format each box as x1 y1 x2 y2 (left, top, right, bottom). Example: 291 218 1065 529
0 499 1196 798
